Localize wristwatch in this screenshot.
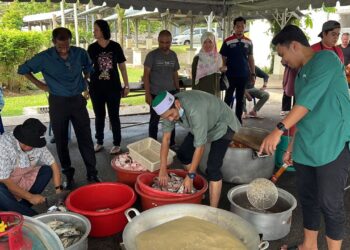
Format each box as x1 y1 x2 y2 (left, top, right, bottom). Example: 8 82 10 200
276 122 288 133
251 73 256 76
55 185 63 190
187 172 196 180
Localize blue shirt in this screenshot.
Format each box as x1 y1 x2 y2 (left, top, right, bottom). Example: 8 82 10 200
220 34 253 78
18 46 93 97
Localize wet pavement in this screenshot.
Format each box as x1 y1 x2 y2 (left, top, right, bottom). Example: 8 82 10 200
3 88 350 250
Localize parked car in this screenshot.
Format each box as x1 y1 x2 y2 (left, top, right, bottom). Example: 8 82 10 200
172 28 216 45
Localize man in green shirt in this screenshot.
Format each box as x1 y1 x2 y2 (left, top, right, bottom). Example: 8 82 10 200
152 90 241 207
260 25 350 250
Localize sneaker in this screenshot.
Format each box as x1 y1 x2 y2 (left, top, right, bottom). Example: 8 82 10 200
110 146 121 155
94 144 104 153
87 175 102 183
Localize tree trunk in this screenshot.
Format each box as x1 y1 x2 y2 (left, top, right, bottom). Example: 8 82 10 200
116 6 125 48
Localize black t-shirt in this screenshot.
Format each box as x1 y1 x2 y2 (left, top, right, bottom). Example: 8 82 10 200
88 40 126 92
339 44 350 66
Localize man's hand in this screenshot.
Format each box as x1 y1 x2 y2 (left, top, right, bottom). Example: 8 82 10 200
145 94 152 105
182 176 193 193
219 66 227 72
245 91 253 101
123 87 130 97
259 129 283 155
82 90 90 100
260 84 267 91
283 151 293 166
28 194 46 205
158 168 169 187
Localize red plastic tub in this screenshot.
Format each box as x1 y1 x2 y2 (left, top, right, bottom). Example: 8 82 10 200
137 169 206 198
135 174 208 211
65 183 136 237
111 162 147 187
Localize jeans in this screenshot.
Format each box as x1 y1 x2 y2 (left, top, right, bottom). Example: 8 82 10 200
0 165 53 216
243 88 270 113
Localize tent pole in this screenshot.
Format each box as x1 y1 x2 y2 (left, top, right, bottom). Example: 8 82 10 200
73 3 79 47
190 16 194 49
60 1 65 27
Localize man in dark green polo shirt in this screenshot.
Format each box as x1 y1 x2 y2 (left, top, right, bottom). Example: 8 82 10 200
259 25 350 250
152 90 241 207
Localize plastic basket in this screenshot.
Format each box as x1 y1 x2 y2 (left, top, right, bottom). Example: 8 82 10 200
127 138 176 172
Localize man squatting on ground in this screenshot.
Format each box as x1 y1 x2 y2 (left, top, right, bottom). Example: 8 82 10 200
0 118 62 216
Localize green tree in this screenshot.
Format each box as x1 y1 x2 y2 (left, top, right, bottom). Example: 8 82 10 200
0 29 46 91
0 1 61 30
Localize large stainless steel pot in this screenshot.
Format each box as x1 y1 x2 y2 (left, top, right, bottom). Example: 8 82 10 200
199 145 275 184
34 212 91 250
24 216 64 250
122 204 269 250
228 185 297 241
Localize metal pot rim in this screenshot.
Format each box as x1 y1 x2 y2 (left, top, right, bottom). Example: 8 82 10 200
227 184 297 215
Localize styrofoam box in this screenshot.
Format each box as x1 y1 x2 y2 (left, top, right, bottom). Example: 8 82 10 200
127 137 176 172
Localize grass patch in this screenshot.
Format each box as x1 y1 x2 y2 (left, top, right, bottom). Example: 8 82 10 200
2 91 146 117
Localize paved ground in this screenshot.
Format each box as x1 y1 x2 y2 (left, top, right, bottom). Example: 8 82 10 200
3 87 350 250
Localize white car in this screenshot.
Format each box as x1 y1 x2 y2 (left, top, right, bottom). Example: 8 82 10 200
172 28 216 45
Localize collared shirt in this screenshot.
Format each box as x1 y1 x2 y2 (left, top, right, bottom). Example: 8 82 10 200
18 46 93 97
162 90 241 147
220 34 253 78
0 133 55 179
294 50 350 166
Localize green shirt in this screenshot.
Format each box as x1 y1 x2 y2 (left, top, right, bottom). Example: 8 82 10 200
162 90 241 147
294 50 350 166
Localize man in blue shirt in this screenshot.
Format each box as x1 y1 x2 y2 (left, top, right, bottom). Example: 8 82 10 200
220 16 256 123
18 27 100 189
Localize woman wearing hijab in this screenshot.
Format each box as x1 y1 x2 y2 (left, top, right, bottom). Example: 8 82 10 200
88 20 130 154
191 32 226 97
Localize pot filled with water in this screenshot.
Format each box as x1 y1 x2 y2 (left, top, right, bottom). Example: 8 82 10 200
227 184 297 241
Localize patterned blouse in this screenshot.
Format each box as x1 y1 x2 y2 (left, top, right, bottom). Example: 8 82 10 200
0 133 55 179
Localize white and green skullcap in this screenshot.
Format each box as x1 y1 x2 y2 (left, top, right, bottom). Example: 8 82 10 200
152 91 175 115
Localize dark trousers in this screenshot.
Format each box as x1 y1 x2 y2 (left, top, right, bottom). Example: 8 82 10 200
281 91 294 111
294 144 350 240
90 89 121 146
0 165 52 216
177 128 233 181
0 115 3 134
149 93 176 146
48 94 97 179
224 76 248 123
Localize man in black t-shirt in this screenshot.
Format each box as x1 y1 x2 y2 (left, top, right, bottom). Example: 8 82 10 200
339 33 350 66
338 32 350 85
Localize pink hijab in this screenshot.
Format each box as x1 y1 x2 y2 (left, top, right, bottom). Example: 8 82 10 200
194 32 223 84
